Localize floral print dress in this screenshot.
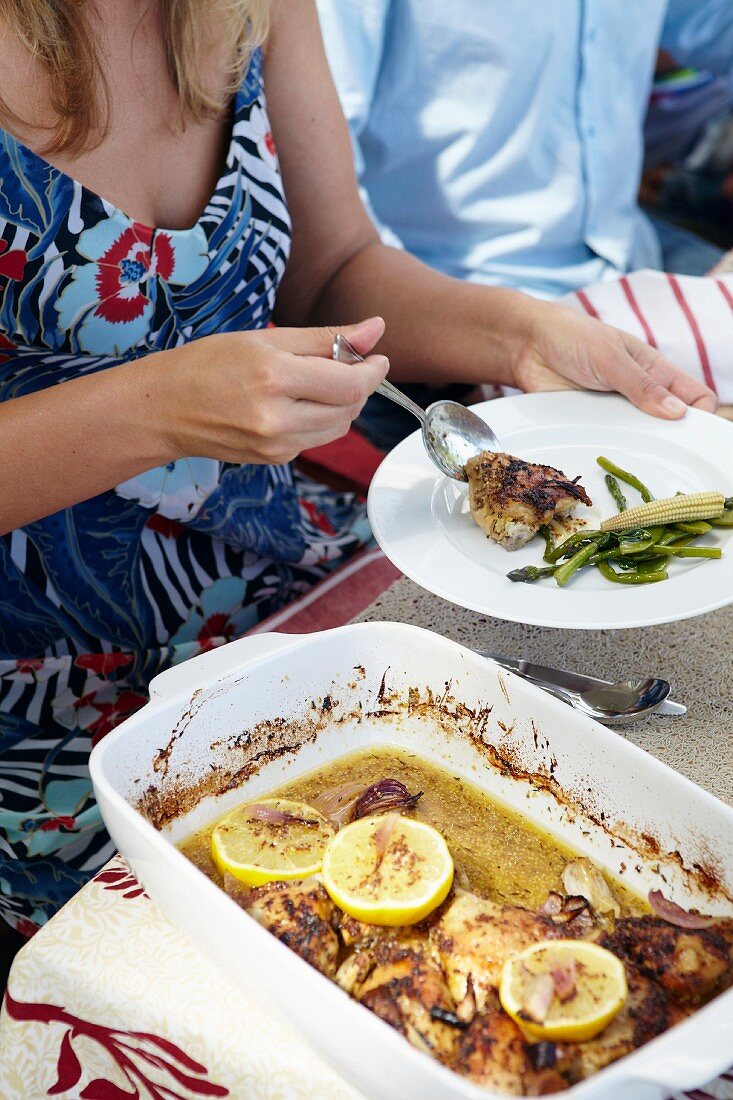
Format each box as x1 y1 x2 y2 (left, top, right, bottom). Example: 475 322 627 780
0 51 369 934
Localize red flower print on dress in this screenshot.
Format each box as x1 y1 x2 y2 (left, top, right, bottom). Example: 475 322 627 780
197 612 236 652
300 499 336 535
14 917 40 938
75 652 134 676
0 332 15 362
87 690 148 745
5 656 58 684
16 658 44 674
0 239 28 281
146 514 187 539
94 225 174 324
4 992 229 1098
55 216 209 354
39 815 77 833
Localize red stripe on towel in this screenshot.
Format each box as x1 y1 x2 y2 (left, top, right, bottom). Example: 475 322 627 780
620 276 658 348
666 274 717 395
716 278 733 312
575 290 600 319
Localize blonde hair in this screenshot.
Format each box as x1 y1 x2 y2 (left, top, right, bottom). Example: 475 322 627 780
1 0 271 154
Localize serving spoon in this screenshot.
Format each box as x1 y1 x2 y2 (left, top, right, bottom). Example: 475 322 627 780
475 649 684 725
333 334 500 479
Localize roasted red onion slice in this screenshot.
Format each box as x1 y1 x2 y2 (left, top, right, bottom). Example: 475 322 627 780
352 778 423 821
537 892 563 917
247 804 319 827
310 781 365 826
521 971 555 1024
373 811 400 868
551 960 577 1003
648 889 715 929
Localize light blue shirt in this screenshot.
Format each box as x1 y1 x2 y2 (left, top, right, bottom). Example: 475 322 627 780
317 0 733 299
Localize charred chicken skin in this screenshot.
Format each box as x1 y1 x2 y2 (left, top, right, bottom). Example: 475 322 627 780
456 1009 568 1096
352 936 460 1063
244 879 340 978
600 918 733 1005
465 451 591 551
239 876 733 1095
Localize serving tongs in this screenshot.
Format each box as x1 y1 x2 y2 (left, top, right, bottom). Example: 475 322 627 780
474 649 686 724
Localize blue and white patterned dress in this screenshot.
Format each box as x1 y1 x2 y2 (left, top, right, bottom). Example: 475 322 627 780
0 51 369 933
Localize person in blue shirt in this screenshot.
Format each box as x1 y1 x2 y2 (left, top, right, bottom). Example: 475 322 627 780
317 1 731 446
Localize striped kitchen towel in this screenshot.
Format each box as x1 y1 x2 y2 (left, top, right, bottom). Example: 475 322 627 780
563 268 733 402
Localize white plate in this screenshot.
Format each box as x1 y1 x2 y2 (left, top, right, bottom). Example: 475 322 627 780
367 391 733 630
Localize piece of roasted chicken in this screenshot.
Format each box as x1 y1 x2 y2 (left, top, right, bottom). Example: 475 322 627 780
454 1008 568 1096
235 878 340 978
600 917 733 1006
465 451 591 550
431 893 579 1021
554 964 674 1083
341 931 461 1065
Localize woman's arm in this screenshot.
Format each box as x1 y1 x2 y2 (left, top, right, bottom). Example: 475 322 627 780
0 353 172 535
0 321 388 535
267 0 717 417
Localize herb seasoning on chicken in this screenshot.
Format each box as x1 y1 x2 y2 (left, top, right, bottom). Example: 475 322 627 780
465 451 591 550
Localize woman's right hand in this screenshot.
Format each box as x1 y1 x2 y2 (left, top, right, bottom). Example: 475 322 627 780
160 316 389 465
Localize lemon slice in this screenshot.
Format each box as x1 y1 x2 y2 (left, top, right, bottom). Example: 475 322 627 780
321 814 453 926
211 798 334 887
499 939 628 1043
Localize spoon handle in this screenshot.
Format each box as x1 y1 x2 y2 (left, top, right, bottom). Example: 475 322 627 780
333 335 427 426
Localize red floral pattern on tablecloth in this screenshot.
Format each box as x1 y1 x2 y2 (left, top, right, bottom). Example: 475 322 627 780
3 992 229 1099
93 857 149 901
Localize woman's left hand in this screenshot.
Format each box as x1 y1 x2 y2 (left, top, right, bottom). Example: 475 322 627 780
510 298 718 418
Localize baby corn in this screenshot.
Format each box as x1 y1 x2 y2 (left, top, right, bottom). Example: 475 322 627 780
601 491 725 533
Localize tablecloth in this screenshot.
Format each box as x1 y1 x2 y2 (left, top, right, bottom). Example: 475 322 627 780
3 562 733 1098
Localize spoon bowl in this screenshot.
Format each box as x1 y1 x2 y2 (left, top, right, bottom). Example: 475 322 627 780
572 677 671 724
422 400 502 480
333 334 500 479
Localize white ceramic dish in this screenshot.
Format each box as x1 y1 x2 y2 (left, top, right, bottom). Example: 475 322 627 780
367 392 733 629
90 623 733 1100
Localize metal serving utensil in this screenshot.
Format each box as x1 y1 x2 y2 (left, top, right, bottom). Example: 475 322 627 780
474 649 685 725
333 334 500 480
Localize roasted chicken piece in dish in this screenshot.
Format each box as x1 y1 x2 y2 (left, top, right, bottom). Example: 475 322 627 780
554 965 673 1083
465 451 591 550
455 1009 567 1096
243 879 340 978
431 893 575 1020
600 917 733 1005
347 934 461 1064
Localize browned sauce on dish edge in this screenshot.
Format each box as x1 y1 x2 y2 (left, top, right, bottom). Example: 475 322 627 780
178 746 645 915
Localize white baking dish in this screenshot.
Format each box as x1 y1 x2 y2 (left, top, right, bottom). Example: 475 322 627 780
89 623 733 1100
